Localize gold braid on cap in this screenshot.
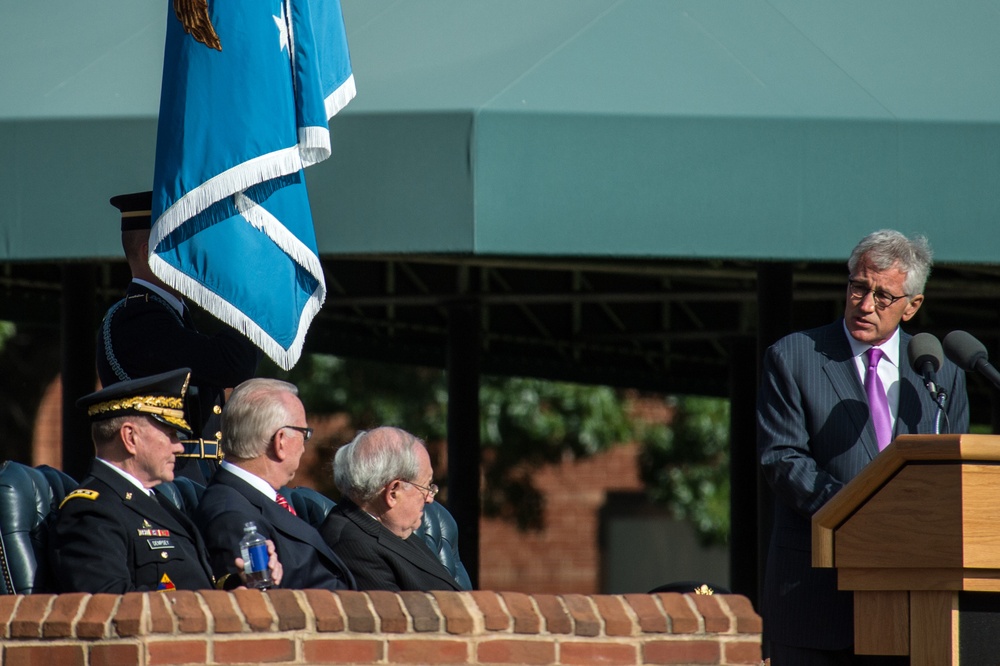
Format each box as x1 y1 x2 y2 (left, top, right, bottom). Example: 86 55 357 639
87 396 191 431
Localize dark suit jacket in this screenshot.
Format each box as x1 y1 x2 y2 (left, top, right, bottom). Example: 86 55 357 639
194 467 355 591
97 281 259 483
320 499 463 592
50 461 215 593
757 321 969 651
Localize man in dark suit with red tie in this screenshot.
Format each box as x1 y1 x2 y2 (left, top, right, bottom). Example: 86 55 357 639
758 230 969 664
97 191 260 483
194 378 356 591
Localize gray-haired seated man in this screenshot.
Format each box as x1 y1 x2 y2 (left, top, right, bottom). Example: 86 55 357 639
49 368 280 593
319 427 464 591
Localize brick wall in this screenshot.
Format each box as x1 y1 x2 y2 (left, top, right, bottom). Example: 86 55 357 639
0 590 762 665
480 445 646 594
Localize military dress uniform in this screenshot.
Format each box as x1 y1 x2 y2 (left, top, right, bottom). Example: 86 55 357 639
49 369 230 593
51 461 216 593
97 192 260 483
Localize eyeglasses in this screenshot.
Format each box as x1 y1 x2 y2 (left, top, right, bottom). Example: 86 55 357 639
847 279 908 310
274 425 314 442
405 480 439 500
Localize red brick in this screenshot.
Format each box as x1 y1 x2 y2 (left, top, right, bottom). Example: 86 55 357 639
645 639 720 664
560 641 637 665
267 589 306 631
304 589 345 633
400 591 441 632
724 640 763 664
471 590 510 631
77 594 119 639
478 639 555 664
147 639 208 665
232 588 274 632
690 594 730 633
198 590 244 634
165 590 208 633
90 643 141 666
623 594 668 633
337 590 376 633
593 596 634 637
500 592 540 634
303 638 384 664
431 591 474 635
719 595 762 634
534 594 572 634
42 592 88 638
656 593 699 634
562 594 601 637
9 594 54 638
0 594 21 635
3 644 85 666
148 592 174 634
389 639 469 664
215 637 295 663
368 590 408 633
113 592 145 637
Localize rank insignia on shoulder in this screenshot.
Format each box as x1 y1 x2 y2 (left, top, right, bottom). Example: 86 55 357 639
158 574 176 591
59 489 99 508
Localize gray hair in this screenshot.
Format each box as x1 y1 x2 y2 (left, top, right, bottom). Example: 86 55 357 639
91 415 133 449
222 378 299 460
848 229 933 296
333 427 423 505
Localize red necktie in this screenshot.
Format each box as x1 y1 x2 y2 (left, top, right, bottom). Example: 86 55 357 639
275 492 297 516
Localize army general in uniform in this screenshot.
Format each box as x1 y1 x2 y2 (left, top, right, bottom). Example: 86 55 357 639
49 368 279 593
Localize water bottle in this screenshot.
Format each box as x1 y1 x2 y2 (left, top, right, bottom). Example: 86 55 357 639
239 521 273 590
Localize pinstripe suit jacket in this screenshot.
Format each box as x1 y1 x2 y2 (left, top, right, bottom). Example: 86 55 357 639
757 320 968 651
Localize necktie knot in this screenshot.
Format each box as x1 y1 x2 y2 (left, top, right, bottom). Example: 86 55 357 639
275 492 297 516
867 346 884 370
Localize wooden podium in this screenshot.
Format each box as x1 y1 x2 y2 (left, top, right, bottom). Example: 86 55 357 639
813 434 1000 665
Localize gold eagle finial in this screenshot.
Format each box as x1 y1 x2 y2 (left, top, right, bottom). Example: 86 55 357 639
172 0 222 51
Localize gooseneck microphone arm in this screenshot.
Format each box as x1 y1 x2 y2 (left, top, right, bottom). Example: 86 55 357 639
908 332 948 433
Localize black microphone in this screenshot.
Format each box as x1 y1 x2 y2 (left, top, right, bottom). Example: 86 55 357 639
943 330 1000 390
908 332 944 398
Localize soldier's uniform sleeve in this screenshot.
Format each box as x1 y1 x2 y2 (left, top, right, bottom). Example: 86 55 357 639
50 489 138 594
50 489 213 593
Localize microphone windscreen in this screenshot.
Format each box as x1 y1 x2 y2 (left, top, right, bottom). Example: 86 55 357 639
943 330 989 371
908 332 943 373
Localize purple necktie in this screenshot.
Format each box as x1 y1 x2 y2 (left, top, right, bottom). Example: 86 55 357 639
866 347 893 450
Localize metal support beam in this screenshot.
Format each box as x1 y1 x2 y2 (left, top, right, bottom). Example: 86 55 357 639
728 335 758 604
446 299 481 589
755 263 794 616
61 264 97 480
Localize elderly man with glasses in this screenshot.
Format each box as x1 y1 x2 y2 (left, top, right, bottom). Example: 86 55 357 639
320 427 463 592
194 378 356 591
758 229 969 665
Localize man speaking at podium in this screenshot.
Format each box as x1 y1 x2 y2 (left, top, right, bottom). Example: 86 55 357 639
758 230 969 664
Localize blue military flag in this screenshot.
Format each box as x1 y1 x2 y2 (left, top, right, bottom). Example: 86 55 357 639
150 0 354 370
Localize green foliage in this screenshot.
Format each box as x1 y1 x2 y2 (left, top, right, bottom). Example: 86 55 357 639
273 353 731 543
637 396 730 547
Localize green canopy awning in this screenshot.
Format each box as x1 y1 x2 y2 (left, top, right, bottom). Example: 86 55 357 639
3 0 1000 263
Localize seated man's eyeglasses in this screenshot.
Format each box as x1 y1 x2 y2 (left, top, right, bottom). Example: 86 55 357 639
405 480 439 500
847 279 908 310
274 425 314 442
